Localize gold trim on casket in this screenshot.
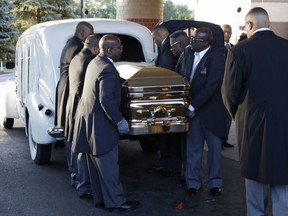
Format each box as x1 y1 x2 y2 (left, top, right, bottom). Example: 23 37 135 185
120 65 189 135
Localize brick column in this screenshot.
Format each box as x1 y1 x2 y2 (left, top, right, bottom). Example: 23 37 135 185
116 0 163 30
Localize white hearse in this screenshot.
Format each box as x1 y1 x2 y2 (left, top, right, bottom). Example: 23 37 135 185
7 18 189 164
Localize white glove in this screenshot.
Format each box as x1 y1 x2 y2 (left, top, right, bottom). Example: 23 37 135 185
117 118 130 134
186 104 195 118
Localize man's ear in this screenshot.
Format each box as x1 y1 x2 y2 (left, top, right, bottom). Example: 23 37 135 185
107 48 113 55
247 21 253 31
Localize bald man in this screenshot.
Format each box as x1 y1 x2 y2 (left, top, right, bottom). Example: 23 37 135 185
180 27 226 196
221 24 234 149
72 35 140 211
56 21 94 186
222 7 288 215
65 34 101 198
151 25 180 177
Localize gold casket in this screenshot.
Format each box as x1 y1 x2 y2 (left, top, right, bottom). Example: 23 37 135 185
118 63 189 136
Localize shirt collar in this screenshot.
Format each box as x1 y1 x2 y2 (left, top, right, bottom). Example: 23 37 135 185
195 46 210 59
161 37 168 46
107 56 114 63
253 28 271 35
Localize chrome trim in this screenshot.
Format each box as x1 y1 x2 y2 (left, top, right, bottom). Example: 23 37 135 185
47 127 65 140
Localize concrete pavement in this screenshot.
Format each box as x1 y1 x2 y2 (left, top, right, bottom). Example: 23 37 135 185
1 119 274 215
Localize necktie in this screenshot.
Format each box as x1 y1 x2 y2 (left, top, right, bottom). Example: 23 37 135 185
190 52 200 82
225 43 231 49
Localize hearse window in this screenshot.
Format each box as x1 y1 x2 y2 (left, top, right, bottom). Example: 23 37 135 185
98 34 145 62
19 46 24 103
27 45 31 93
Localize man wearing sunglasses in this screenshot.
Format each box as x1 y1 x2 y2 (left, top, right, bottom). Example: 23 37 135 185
72 35 140 211
169 30 190 75
180 27 227 196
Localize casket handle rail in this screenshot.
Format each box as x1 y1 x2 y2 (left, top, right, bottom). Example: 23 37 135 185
150 105 176 121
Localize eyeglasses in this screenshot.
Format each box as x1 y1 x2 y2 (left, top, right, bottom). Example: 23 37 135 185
170 41 181 50
191 36 206 43
112 45 123 51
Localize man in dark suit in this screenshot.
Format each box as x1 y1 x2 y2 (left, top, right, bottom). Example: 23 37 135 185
170 30 190 75
222 24 234 50
153 24 178 70
56 21 94 129
56 21 94 186
151 24 181 177
65 34 100 198
221 24 234 149
222 7 288 215
169 30 190 186
181 27 227 196
72 35 140 211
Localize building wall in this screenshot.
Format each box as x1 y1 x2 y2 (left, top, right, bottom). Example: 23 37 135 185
252 1 288 39
116 0 164 30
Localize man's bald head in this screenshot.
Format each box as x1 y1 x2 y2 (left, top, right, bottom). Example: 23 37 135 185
99 34 122 61
152 25 170 47
245 7 270 38
74 21 94 42
99 35 121 50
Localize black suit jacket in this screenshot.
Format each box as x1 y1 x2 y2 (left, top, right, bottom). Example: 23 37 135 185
65 48 96 142
72 55 123 155
182 46 227 139
222 30 288 184
56 36 84 127
155 37 178 70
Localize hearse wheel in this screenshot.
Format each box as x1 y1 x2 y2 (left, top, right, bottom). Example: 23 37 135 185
2 117 14 129
28 119 51 164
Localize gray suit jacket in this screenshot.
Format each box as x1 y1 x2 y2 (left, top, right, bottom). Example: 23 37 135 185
65 48 96 142
56 36 83 128
72 55 123 155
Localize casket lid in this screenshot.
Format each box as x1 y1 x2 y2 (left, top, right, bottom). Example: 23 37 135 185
117 63 187 88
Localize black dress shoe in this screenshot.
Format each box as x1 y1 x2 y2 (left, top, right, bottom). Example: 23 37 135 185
210 187 221 196
188 188 199 196
147 166 165 173
78 193 93 199
108 200 140 212
95 202 104 208
177 176 186 187
159 170 179 177
158 169 171 177
222 141 234 148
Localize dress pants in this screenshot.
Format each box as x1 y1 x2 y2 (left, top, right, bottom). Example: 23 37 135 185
65 141 77 185
66 142 91 195
245 178 288 216
75 153 91 196
87 145 126 208
224 109 232 139
185 115 222 189
158 133 182 173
